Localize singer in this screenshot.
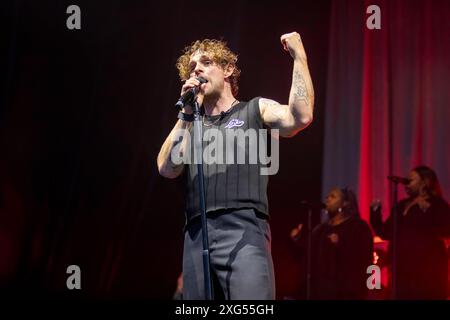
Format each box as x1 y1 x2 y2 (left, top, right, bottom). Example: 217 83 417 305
157 32 314 299
290 187 373 299
371 166 450 299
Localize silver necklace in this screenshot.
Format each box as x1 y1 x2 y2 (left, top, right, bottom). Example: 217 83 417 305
202 100 238 127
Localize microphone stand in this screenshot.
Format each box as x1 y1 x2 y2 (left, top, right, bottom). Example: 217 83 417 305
191 96 214 300
389 180 399 300
306 204 312 300
299 201 313 300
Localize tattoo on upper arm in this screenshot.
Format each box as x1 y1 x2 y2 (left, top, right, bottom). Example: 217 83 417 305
261 98 282 116
293 71 309 106
261 98 280 108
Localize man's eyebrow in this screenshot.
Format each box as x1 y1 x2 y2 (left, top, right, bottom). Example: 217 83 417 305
189 55 211 68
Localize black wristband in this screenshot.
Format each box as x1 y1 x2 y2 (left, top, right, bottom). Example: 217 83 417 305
178 111 194 122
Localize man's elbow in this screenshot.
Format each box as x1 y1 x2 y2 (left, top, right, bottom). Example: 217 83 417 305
158 163 182 179
283 115 313 138
297 112 313 131
298 99 314 128
300 113 313 127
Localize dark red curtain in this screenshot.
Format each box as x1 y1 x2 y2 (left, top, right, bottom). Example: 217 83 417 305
323 0 450 221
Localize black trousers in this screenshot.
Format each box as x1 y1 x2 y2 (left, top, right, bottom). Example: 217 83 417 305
182 208 275 300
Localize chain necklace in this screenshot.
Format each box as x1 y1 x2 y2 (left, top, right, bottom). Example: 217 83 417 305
202 100 239 127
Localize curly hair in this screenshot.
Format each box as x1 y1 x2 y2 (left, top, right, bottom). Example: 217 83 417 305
176 39 241 97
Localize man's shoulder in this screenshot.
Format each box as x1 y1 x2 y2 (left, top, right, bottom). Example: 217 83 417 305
239 96 261 106
234 97 263 118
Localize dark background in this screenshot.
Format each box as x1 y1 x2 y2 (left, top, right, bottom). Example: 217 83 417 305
2 0 330 299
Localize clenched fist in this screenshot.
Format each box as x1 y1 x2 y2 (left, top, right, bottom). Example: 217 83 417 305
280 32 307 61
180 76 205 114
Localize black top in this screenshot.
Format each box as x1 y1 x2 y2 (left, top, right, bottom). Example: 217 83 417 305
296 216 374 299
372 196 450 299
184 97 269 223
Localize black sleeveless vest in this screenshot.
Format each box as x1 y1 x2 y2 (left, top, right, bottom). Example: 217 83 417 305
185 97 269 222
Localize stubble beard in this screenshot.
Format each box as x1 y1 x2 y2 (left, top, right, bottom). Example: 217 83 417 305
202 84 221 107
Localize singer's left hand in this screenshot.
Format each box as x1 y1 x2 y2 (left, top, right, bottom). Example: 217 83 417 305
280 32 307 61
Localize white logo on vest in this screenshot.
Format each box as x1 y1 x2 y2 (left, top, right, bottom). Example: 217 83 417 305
224 119 245 129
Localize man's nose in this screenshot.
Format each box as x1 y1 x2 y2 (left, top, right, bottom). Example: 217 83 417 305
194 65 203 75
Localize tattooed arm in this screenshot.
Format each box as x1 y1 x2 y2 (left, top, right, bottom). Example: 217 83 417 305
260 32 314 137
157 119 192 179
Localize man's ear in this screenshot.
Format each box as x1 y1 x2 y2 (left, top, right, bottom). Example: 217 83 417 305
224 64 234 79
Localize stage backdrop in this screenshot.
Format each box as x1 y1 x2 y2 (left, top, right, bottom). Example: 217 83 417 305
322 0 450 221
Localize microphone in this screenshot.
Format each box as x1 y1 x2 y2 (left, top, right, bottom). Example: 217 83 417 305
387 175 411 185
175 77 208 110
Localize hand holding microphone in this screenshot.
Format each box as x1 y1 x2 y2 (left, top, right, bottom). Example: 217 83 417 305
175 76 208 112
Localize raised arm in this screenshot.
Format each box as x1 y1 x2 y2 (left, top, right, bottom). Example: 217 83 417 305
259 32 314 137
